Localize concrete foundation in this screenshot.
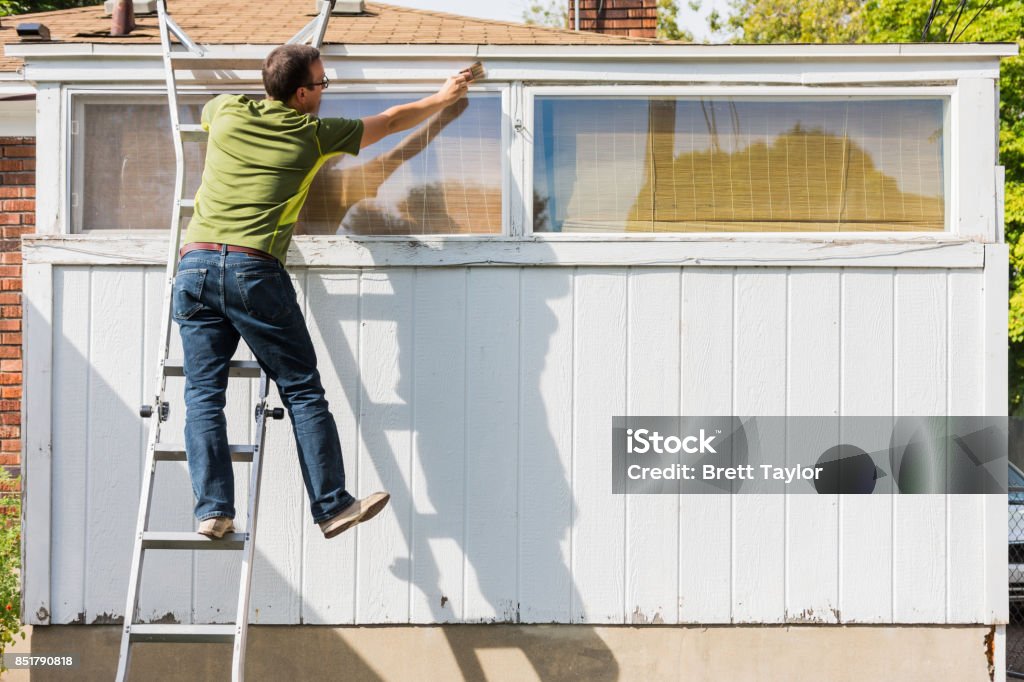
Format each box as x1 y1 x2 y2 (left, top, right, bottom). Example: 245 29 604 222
4 623 998 681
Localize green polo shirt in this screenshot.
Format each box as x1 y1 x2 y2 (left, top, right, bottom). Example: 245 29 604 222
184 94 363 264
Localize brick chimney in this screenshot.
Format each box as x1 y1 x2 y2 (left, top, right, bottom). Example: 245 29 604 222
568 0 658 38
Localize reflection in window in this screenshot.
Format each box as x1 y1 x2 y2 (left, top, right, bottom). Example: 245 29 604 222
533 97 947 233
298 93 502 235
72 93 502 235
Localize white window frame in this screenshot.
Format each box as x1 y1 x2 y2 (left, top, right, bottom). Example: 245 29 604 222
520 84 957 241
65 82 512 237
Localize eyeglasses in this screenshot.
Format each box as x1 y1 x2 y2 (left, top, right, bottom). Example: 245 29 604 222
302 75 329 91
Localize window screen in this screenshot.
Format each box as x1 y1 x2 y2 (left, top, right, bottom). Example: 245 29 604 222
532 97 947 233
72 92 503 235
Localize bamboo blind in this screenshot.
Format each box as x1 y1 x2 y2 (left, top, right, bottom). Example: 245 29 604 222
533 97 946 233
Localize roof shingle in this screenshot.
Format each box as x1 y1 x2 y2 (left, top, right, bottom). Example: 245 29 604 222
0 1 665 74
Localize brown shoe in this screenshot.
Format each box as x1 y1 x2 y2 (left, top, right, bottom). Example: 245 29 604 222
197 516 235 539
319 492 390 539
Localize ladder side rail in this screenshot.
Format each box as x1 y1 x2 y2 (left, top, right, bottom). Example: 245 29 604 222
231 373 272 681
115 2 198 679
309 0 337 49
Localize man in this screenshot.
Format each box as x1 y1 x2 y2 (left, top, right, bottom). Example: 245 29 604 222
173 44 471 539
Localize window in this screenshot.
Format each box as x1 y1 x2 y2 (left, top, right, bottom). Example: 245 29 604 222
298 92 502 236
532 96 948 233
71 95 205 232
70 92 503 235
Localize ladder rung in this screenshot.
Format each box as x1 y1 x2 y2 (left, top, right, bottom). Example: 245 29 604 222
141 532 246 550
128 623 236 643
164 359 262 378
154 443 255 462
178 124 208 141
177 199 194 216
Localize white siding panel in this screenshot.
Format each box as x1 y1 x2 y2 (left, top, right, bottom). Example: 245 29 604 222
85 268 145 622
732 269 787 623
463 268 520 622
839 269 894 624
946 270 986 623
893 270 948 623
301 270 361 625
40 262 997 626
625 268 681 625
573 269 627 623
409 268 467 623
519 268 574 623
679 268 733 624
786 269 840 623
51 267 90 624
356 269 414 623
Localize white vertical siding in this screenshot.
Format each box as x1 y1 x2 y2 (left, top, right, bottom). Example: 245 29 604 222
40 263 998 625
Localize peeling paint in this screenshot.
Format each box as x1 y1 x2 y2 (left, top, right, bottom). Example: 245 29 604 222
984 625 995 681
90 612 124 625
35 606 49 622
72 611 86 625
149 612 179 624
630 607 664 624
440 595 448 608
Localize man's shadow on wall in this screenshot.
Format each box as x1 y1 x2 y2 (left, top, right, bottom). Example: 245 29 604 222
294 103 620 680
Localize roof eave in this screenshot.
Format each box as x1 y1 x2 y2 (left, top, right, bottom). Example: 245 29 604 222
4 41 1020 61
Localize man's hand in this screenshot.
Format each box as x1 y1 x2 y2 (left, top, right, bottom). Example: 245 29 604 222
360 69 474 149
437 72 472 107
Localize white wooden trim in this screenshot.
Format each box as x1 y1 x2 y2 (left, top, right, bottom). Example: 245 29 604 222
508 81 527 238
956 79 997 241
500 85 512 237
525 85 957 97
22 263 52 625
13 54 1010 86
33 84 61 235
983 242 1009 625
6 42 1018 59
22 235 986 268
996 166 1006 244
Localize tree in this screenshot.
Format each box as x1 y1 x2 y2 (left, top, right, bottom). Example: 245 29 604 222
714 0 1024 415
657 0 694 42
719 0 866 43
1 0 102 16
522 0 568 29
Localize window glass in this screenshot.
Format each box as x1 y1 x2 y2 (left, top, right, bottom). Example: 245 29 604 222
532 96 947 233
299 93 502 235
72 92 503 235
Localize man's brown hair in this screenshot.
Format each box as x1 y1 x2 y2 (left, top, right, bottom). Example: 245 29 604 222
262 44 320 102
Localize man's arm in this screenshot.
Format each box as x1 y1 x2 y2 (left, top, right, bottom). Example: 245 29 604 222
359 72 471 149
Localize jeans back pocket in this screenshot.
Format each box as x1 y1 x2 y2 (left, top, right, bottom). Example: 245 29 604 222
235 270 292 323
173 268 208 320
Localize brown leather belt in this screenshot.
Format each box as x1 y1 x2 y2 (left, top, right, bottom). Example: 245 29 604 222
179 242 277 262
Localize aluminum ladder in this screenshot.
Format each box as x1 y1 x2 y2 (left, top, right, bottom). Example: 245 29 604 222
114 2 338 680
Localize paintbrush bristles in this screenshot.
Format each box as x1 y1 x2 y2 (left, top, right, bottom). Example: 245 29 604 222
462 61 485 81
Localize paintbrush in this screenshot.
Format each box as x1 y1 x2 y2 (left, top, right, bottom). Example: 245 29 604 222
460 61 486 82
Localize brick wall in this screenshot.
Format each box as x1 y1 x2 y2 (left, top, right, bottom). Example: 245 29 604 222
0 137 35 487
568 0 659 38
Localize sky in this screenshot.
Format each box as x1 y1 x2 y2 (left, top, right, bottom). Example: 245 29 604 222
386 0 734 43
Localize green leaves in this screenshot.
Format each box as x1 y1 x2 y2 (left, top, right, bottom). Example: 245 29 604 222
0 468 21 674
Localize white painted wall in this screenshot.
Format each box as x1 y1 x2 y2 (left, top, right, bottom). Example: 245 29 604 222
27 258 1006 626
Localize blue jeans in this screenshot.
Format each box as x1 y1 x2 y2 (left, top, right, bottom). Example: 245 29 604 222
172 245 357 524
